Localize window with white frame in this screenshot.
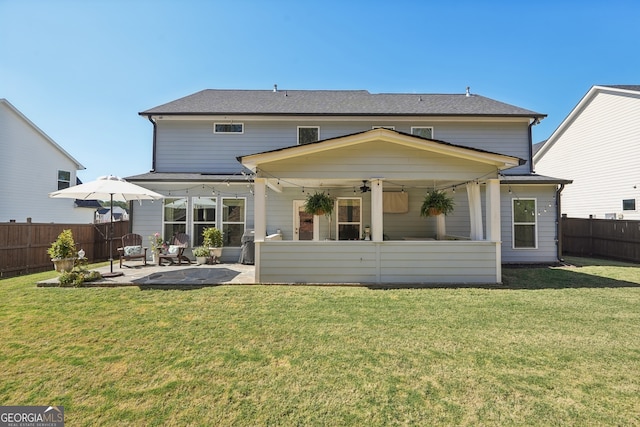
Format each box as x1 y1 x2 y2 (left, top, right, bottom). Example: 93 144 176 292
222 198 246 247
214 123 244 134
57 170 71 190
336 198 362 240
163 197 188 242
193 197 217 246
411 127 434 139
298 126 319 145
512 199 537 249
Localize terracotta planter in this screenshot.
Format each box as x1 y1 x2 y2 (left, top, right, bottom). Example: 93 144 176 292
427 207 442 216
52 257 75 273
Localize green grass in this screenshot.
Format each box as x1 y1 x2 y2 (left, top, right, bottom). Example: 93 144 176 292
1 258 639 426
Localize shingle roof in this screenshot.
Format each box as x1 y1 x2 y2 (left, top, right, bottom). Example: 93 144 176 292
140 89 544 117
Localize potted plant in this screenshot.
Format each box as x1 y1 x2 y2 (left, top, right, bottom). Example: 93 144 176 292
304 191 334 216
193 246 210 265
420 190 455 217
47 229 77 273
202 227 223 261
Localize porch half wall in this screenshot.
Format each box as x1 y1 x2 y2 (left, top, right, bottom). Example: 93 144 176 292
256 240 500 284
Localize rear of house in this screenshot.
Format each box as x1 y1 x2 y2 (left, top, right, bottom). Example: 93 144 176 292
128 88 570 284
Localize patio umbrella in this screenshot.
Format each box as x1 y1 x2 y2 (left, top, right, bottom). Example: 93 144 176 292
49 175 164 277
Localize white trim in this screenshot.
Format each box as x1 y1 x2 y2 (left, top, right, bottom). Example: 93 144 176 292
411 126 434 139
213 122 244 134
297 126 320 145
512 198 538 249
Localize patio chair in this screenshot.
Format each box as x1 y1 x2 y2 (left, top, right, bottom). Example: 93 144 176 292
158 232 191 265
117 233 148 268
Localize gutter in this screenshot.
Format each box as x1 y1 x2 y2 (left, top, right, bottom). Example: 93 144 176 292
556 183 566 262
147 116 157 172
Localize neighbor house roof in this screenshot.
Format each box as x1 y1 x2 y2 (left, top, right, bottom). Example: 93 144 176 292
140 89 544 118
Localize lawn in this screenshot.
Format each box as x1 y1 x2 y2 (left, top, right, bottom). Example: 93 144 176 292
1 257 639 426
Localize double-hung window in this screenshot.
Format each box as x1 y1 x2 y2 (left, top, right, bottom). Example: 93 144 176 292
512 199 537 249
193 197 217 246
298 126 319 145
411 127 434 139
336 198 362 240
163 198 188 241
222 198 246 246
57 170 71 190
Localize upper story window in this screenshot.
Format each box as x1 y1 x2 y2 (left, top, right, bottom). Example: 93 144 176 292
57 170 71 190
214 123 244 134
411 127 434 139
623 199 636 211
298 126 319 145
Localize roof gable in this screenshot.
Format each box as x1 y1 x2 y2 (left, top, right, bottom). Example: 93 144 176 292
140 89 544 118
0 99 85 170
240 128 523 172
534 84 640 162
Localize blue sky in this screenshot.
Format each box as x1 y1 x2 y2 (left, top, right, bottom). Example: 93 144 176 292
2 0 639 182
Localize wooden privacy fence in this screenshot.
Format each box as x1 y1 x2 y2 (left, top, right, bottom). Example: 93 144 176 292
0 220 130 277
562 217 640 263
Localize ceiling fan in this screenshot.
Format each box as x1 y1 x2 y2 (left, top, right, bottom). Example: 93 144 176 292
359 180 370 193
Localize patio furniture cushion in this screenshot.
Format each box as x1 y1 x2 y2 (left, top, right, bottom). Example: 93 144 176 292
124 245 143 256
168 245 180 254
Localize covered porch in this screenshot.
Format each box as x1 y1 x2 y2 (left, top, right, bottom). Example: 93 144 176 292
240 129 522 284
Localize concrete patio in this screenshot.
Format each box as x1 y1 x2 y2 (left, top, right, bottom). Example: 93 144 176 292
38 261 256 288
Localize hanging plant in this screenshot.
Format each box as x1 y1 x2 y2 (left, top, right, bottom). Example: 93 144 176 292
420 190 455 217
304 191 334 217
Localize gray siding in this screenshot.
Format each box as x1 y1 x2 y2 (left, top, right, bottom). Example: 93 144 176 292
500 185 559 263
155 119 531 174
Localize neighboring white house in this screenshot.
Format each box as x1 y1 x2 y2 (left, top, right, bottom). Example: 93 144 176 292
129 88 571 284
0 99 97 223
96 206 129 223
534 85 640 220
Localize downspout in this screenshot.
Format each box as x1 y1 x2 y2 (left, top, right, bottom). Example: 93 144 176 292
147 116 157 172
556 183 566 262
528 117 540 174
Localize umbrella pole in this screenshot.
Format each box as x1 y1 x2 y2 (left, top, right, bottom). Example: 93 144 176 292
102 193 123 278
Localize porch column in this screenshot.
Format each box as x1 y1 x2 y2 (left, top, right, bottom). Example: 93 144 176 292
467 181 484 240
371 179 383 242
254 178 266 241
485 179 501 242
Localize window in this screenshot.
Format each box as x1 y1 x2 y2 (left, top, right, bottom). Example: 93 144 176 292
623 199 636 211
372 126 395 130
512 199 537 249
163 198 187 241
411 127 434 139
298 126 319 145
214 123 244 134
57 170 71 190
193 197 217 246
222 198 246 247
336 198 361 240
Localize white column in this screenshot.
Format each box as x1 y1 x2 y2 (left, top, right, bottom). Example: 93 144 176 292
254 178 266 241
485 178 502 283
467 181 484 240
485 179 501 242
436 214 446 240
370 179 383 242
